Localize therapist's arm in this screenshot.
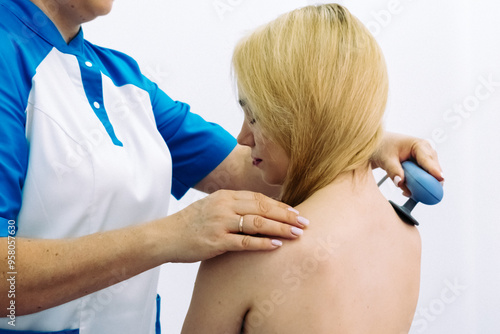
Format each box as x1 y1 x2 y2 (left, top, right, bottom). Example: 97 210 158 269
194 144 281 198
1 223 168 316
0 189 303 316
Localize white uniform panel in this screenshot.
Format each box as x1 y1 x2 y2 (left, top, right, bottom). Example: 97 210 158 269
7 48 171 334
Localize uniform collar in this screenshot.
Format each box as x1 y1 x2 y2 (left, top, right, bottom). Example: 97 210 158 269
0 0 85 55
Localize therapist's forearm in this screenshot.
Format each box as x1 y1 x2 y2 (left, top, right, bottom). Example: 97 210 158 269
0 218 173 316
195 144 281 198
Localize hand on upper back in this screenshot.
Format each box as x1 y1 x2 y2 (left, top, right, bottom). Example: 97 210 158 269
167 189 308 263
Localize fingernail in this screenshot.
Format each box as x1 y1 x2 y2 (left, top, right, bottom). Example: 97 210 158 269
272 239 283 247
288 207 300 215
291 227 304 236
440 180 445 186
441 172 445 179
297 216 310 226
393 175 402 187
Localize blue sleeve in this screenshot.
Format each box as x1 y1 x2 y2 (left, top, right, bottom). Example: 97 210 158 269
0 37 30 237
148 81 237 199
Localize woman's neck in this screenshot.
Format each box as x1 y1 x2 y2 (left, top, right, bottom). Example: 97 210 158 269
310 164 375 197
294 164 387 224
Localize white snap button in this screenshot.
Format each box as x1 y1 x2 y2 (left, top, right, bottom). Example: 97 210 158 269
93 102 100 109
85 61 93 67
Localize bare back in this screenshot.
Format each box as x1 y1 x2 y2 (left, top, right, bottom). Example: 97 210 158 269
182 172 421 334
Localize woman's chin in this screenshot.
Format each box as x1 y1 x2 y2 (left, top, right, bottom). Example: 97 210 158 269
261 173 285 187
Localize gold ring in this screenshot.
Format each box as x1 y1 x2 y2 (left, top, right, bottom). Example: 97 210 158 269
238 215 244 233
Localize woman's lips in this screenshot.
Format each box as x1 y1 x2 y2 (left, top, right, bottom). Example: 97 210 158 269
252 158 263 166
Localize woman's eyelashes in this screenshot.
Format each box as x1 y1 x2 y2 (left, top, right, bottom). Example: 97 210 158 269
238 99 257 125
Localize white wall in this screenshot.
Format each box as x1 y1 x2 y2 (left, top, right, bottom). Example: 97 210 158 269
84 1 500 333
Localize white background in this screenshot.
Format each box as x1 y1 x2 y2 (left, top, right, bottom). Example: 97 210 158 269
85 1 500 333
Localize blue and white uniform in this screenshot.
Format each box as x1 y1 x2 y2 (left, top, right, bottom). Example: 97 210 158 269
0 0 236 332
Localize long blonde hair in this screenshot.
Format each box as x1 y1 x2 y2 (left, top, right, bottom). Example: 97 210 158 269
233 4 388 206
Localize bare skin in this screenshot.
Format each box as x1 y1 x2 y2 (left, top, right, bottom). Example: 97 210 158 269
182 166 421 334
29 0 114 43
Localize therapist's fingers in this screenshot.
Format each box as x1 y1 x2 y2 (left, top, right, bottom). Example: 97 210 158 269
379 155 413 196
410 139 444 182
379 154 406 187
235 214 306 239
398 139 444 197
168 189 309 262
230 190 308 230
224 233 284 252
372 132 410 190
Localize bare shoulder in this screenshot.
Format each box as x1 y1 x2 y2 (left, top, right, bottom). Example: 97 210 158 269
182 249 279 334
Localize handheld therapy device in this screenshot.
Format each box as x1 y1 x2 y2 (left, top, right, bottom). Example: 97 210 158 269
379 161 444 226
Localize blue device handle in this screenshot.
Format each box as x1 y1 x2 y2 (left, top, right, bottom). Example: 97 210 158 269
402 161 444 205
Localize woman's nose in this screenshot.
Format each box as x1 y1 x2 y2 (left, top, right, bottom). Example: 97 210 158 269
237 121 255 147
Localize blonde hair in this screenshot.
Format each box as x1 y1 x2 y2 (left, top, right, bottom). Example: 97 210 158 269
233 4 388 206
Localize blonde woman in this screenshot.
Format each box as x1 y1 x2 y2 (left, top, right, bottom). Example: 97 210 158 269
182 4 421 333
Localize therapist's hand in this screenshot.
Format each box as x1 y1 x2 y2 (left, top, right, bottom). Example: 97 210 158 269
165 190 307 263
371 131 444 196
